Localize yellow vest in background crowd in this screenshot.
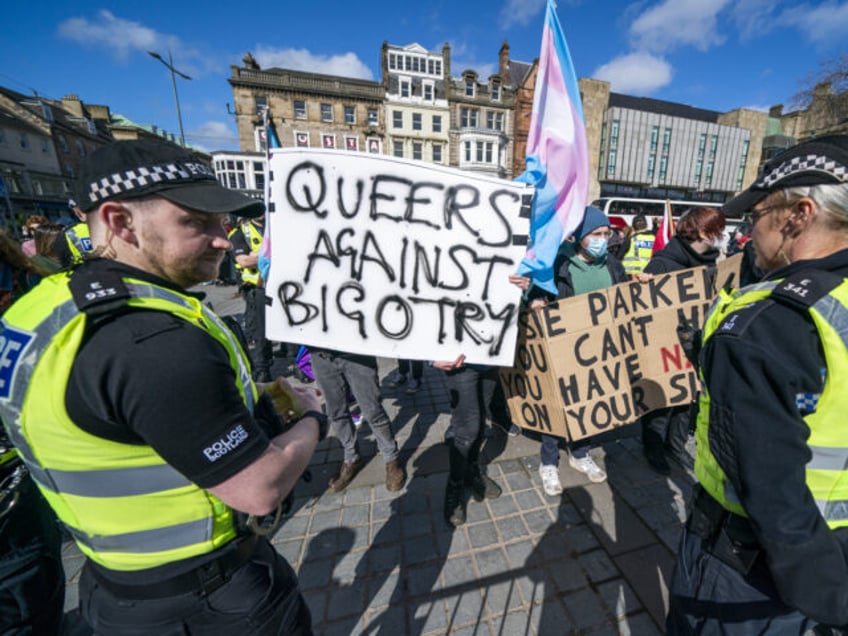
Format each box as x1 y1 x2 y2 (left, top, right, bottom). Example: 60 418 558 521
695 277 848 529
0 271 258 570
64 222 93 264
231 222 263 286
623 231 655 274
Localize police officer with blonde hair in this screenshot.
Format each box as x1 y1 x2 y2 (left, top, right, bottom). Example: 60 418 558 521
0 139 327 634
667 135 848 634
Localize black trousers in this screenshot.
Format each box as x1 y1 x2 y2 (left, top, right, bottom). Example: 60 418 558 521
80 538 312 635
242 285 273 377
0 473 65 636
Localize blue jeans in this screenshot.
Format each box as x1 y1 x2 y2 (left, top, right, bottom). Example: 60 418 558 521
310 351 399 463
540 435 590 467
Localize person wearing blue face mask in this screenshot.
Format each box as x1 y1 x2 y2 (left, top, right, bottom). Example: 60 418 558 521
526 206 628 495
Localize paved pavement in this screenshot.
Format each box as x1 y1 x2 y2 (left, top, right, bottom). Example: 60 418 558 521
61 284 697 635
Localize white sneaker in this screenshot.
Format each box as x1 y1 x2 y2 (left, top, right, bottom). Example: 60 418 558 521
568 454 607 483
538 464 563 496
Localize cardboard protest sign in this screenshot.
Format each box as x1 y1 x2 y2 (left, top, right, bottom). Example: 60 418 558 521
264 149 533 366
501 267 717 441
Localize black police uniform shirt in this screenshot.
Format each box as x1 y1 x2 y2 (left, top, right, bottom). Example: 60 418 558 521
701 247 848 624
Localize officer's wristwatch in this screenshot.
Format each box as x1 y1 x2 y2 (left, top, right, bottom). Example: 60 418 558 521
298 410 328 442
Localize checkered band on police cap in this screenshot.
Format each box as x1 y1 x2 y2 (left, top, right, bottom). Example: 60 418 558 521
723 135 848 216
77 138 217 211
757 152 848 189
87 160 216 207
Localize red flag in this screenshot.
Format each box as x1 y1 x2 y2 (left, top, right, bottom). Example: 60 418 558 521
652 199 674 254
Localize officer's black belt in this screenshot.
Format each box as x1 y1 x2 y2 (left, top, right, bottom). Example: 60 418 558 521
687 485 762 575
89 533 260 599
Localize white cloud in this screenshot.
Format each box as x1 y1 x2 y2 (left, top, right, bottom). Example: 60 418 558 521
779 1 848 47
56 10 212 75
57 10 179 60
498 0 546 30
254 46 374 80
592 52 673 94
728 0 779 40
186 121 238 152
629 0 732 53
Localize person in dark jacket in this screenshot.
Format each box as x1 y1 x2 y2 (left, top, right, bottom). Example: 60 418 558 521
640 206 726 474
528 207 628 495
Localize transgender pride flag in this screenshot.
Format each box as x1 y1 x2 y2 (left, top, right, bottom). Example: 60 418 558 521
257 108 281 282
514 0 589 295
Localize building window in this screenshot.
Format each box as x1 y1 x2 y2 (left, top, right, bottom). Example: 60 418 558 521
294 100 306 119
647 154 656 179
610 120 619 148
659 156 668 180
393 140 404 158
367 109 378 126
216 158 248 191
463 141 471 162
344 106 355 125
607 149 616 176
405 56 411 71
367 138 381 154
254 161 265 191
413 142 422 160
432 115 442 133
294 131 309 147
694 159 703 181
392 111 403 129
709 135 718 159
485 142 494 163
428 60 435 75
255 96 267 114
491 82 500 101
650 126 659 152
423 83 433 101
698 133 707 155
412 113 422 131
389 53 396 69
433 143 442 163
736 165 745 190
435 61 442 75
460 108 478 128
345 136 359 151
475 141 484 162
706 161 714 185
465 79 475 97
322 134 336 149
400 79 411 98
486 111 504 131
662 128 672 154
320 103 333 122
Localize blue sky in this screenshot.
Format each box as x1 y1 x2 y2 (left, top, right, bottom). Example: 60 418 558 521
2 0 846 152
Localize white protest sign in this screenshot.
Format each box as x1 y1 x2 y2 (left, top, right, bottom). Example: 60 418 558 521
264 149 533 366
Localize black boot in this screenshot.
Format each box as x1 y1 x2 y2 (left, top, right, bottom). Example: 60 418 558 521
444 444 468 528
466 463 502 501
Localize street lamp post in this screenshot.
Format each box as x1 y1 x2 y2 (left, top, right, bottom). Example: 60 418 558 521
147 50 191 147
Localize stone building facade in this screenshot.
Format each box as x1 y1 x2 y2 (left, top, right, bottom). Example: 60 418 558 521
381 42 451 165
228 60 385 155
447 67 515 178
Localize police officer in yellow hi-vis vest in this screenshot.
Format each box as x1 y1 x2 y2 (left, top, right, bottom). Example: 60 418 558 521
0 139 327 635
667 135 848 634
52 200 94 268
230 215 274 381
621 214 654 275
